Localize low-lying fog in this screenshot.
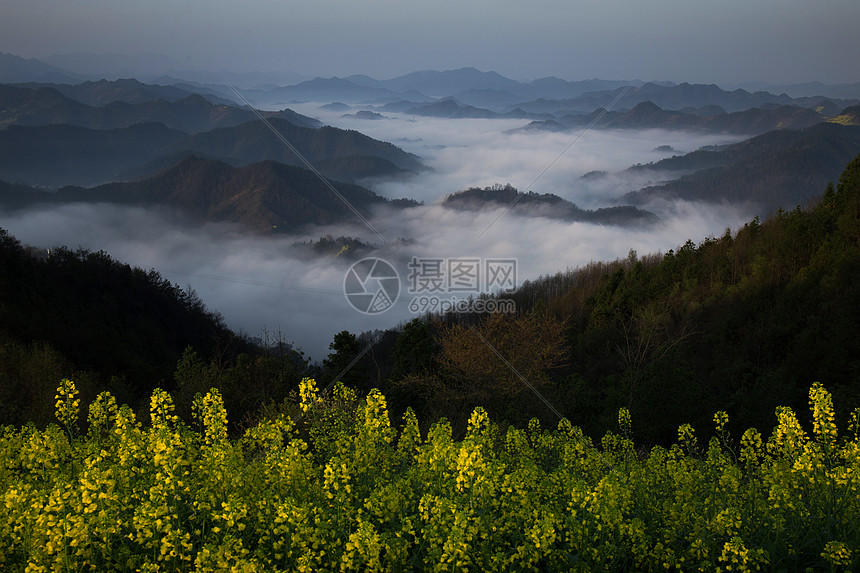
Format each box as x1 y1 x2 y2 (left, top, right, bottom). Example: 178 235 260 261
1 109 754 361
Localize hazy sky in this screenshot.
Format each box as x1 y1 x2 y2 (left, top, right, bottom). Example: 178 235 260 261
4 0 859 84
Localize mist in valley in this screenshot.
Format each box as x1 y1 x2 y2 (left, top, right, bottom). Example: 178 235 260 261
0 112 756 361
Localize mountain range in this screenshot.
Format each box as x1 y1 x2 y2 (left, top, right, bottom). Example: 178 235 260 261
236 71 858 118
497 82 856 116
0 84 319 133
247 72 857 134
518 101 828 135
369 98 542 120
5 53 859 111
10 77 216 106
0 155 660 233
0 111 421 187
623 122 860 213
3 54 860 236
0 52 81 84
0 156 418 231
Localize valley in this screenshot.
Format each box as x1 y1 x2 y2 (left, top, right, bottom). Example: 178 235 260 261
1 0 860 564
2 67 859 361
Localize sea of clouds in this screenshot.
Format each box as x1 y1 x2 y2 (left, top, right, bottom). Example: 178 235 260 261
0 108 755 361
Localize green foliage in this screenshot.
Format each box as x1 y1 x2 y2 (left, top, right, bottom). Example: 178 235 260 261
0 234 234 392
390 318 439 380
0 231 269 427
322 330 369 392
0 333 97 428
492 153 860 444
173 344 309 432
1 379 858 571
628 123 860 213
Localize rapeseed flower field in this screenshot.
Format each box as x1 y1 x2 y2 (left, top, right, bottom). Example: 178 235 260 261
1 379 857 571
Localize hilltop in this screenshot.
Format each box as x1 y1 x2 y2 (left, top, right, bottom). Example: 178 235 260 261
624 122 860 214
443 184 658 226
0 156 419 231
0 116 421 187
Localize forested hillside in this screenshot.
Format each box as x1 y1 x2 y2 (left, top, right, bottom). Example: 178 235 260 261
0 156 417 232
473 152 860 442
0 231 304 427
2 156 859 447
0 115 421 186
624 122 860 213
347 154 860 445
443 184 658 225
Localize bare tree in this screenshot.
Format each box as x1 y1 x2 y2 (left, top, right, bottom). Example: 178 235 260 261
615 299 697 409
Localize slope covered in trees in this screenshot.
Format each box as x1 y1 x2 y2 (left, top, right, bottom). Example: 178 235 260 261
359 154 860 443
481 152 860 442
0 116 420 186
624 122 860 214
2 154 859 450
0 229 241 425
0 156 417 232
443 184 658 225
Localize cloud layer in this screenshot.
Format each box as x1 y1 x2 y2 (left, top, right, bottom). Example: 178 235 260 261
0 114 756 361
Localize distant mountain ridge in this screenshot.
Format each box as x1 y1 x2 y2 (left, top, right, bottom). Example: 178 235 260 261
0 156 419 231
518 101 825 135
242 69 857 118
0 52 81 84
245 77 429 105
10 77 240 107
347 68 522 96
0 115 421 187
732 80 860 100
404 98 545 120
4 54 858 128
339 68 641 106
0 84 320 133
11 78 205 106
623 122 860 213
512 82 858 116
3 52 858 112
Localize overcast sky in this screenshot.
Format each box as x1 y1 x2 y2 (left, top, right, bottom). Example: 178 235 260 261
4 0 859 84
